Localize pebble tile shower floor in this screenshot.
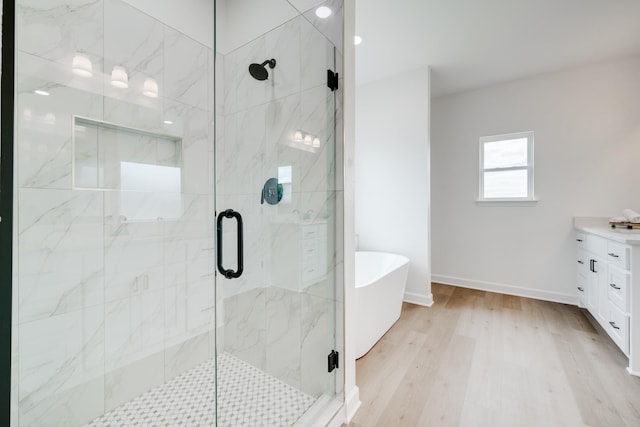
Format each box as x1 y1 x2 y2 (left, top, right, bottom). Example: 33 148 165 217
85 352 316 427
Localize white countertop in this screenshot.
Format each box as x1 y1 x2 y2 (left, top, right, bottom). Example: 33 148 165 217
574 217 640 245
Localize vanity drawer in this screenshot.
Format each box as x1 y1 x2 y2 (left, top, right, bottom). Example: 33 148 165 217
576 272 587 307
575 232 586 250
301 225 320 240
605 301 629 356
608 266 630 313
606 241 630 270
301 224 327 240
301 262 319 284
301 238 318 255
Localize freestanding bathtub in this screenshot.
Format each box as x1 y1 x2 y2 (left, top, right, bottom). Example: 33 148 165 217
355 251 410 359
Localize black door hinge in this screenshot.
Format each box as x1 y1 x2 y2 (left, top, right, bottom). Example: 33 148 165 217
327 69 339 91
328 350 339 373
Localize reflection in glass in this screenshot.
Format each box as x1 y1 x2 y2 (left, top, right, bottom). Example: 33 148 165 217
120 161 181 220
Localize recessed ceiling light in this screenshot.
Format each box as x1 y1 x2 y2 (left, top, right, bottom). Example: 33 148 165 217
315 6 332 19
354 35 363 46
34 89 50 96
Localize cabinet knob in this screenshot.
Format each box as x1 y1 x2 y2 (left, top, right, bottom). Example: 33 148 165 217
577 260 584 265
609 283 621 290
609 321 621 330
577 287 584 292
608 252 620 258
576 239 583 242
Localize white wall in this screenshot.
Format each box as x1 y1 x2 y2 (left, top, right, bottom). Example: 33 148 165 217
355 66 432 305
431 56 640 303
342 0 360 422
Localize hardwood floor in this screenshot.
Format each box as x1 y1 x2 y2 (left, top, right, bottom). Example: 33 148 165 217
346 283 640 427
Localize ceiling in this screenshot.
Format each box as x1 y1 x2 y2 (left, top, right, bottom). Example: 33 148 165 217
355 0 640 97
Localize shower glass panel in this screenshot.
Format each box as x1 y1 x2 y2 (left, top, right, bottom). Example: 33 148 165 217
10 0 343 425
214 0 344 424
13 0 216 425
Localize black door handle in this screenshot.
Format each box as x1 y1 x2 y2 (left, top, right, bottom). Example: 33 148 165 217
216 209 244 279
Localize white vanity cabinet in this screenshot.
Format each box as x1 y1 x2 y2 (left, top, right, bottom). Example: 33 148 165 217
575 219 640 376
576 231 630 354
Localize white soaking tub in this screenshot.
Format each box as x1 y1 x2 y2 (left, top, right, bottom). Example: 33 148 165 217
355 251 410 358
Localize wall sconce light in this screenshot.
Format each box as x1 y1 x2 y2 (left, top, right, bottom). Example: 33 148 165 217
312 137 320 148
294 131 303 142
304 134 313 145
111 66 129 88
142 78 159 98
72 54 93 77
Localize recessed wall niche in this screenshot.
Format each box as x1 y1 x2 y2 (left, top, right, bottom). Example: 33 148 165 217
73 116 183 221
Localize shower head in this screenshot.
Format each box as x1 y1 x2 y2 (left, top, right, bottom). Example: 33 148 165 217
249 59 276 81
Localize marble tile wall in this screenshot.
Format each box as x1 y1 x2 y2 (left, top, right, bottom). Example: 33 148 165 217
224 286 335 397
14 0 215 425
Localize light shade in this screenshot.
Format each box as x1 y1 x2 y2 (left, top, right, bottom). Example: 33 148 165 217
304 134 313 145
315 6 332 19
354 35 363 46
294 131 303 142
111 66 129 89
72 54 93 77
142 78 159 98
312 137 320 148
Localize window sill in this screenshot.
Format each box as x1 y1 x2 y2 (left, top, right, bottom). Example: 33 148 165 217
475 199 539 207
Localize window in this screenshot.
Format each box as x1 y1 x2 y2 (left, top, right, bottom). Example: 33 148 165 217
479 131 534 201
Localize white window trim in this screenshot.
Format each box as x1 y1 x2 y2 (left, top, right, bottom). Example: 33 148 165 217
478 131 535 203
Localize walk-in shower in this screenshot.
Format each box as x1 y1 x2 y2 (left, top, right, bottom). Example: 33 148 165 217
248 59 276 81
4 0 345 425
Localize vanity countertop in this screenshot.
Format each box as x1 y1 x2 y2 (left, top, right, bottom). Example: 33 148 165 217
574 217 640 245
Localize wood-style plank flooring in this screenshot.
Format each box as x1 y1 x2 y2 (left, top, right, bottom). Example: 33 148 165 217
346 283 640 427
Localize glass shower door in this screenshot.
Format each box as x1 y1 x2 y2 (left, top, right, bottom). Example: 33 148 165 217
214 0 344 424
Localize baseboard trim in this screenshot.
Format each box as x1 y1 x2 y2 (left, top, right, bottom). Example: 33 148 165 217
431 274 578 305
345 385 361 423
626 366 640 378
403 291 434 307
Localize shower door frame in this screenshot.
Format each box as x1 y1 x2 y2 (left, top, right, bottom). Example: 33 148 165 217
0 0 15 424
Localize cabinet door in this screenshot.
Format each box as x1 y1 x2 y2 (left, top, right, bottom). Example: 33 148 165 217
586 257 602 319
595 257 609 325
577 272 587 308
